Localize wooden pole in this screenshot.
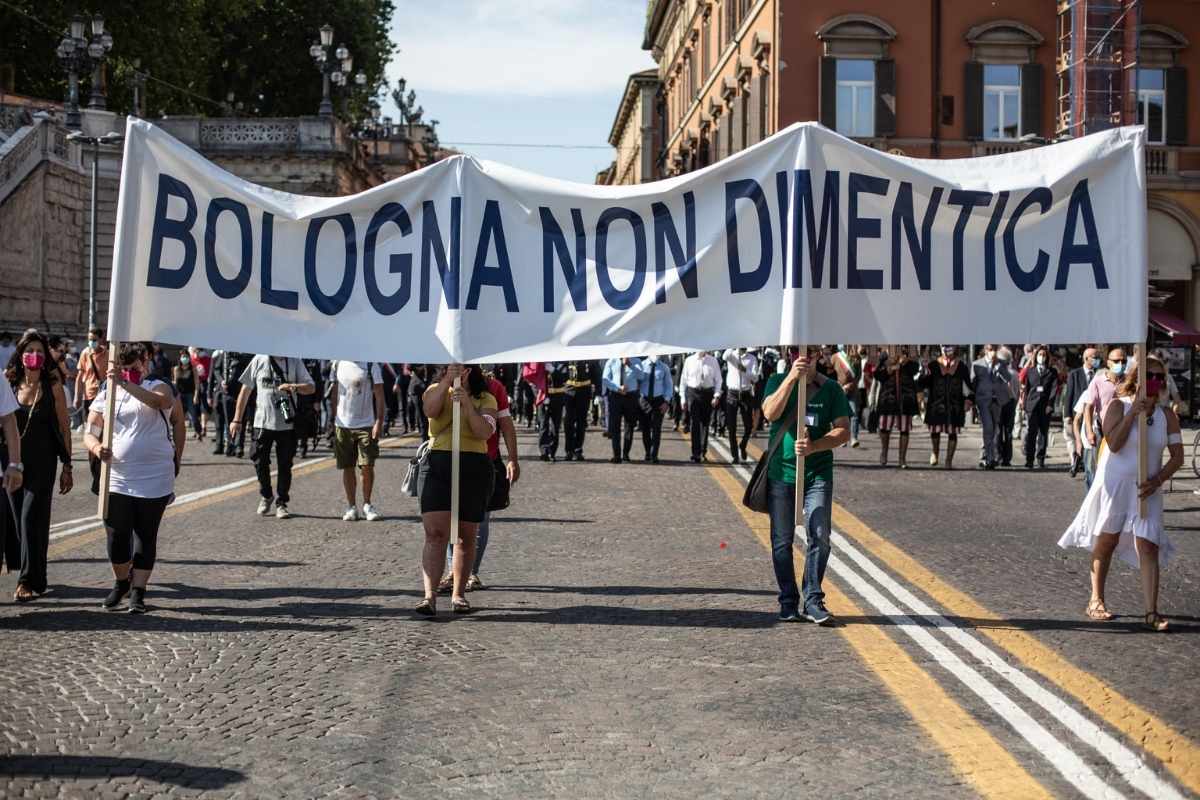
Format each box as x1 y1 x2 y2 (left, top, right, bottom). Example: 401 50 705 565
96 340 122 519
795 346 808 535
1136 343 1148 519
450 373 462 552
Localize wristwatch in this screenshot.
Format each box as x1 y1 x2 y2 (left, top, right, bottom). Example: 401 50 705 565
6 462 23 472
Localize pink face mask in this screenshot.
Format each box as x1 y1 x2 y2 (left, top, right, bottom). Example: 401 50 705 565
120 368 143 385
21 351 45 370
1146 376 1166 397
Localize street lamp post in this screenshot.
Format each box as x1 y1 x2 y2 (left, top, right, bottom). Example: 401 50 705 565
67 131 124 332
309 25 364 117
56 12 113 129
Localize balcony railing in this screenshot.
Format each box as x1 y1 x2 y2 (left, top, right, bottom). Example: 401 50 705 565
1147 147 1178 177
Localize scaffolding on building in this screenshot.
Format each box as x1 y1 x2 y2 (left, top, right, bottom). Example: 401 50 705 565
1056 0 1141 138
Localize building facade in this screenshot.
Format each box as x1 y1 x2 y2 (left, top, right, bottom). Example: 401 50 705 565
642 0 1200 330
607 69 662 185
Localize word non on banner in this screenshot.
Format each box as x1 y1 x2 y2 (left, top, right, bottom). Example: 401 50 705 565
108 119 1148 362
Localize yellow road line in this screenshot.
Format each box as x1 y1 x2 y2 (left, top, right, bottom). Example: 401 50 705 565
745 438 1200 793
703 455 1051 799
48 436 417 558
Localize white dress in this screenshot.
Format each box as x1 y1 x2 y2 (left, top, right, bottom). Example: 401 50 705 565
1058 397 1174 567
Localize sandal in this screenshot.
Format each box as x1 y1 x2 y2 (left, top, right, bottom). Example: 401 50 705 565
13 584 36 603
451 597 472 614
436 574 454 595
414 598 437 616
466 574 485 592
1086 600 1114 621
1144 612 1169 632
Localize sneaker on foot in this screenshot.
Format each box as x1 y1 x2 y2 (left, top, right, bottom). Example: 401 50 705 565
275 503 292 519
850 439 861 448
127 587 147 614
929 453 939 466
804 603 833 625
342 506 359 522
779 606 802 622
362 503 381 522
256 498 272 516
102 578 131 611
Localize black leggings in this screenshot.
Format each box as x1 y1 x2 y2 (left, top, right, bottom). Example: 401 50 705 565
105 493 170 570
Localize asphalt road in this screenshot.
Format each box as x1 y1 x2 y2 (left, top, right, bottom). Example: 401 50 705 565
0 416 1196 799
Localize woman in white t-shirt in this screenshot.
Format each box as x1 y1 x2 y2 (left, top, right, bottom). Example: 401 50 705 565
83 343 178 614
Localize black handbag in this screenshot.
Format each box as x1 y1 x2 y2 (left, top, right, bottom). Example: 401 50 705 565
742 402 799 513
487 457 510 511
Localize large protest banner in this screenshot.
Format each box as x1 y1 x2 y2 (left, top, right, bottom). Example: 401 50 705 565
108 118 1147 361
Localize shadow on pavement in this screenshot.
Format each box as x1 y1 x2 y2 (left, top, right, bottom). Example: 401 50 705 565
466 605 779 628
945 614 1199 635
0 608 350 633
50 558 306 568
0 754 245 790
494 584 775 597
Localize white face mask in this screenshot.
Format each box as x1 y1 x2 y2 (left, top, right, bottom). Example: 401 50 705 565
646 355 658 363
1037 355 1046 366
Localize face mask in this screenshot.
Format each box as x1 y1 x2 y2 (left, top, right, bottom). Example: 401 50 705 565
1109 362 1126 376
1146 376 1166 397
21 351 45 370
1037 355 1046 366
1090 357 1101 370
180 357 190 366
120 368 143 385
646 355 658 363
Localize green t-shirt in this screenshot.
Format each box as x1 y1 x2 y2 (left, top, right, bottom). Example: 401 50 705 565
764 374 851 487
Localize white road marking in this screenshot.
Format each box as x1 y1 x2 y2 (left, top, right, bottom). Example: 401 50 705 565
707 437 1154 800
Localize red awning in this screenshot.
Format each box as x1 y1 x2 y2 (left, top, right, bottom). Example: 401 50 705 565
1149 308 1200 346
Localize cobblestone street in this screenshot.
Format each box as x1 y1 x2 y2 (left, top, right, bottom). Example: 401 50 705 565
0 419 1197 798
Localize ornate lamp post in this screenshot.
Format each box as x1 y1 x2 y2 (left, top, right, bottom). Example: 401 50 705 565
56 12 113 129
309 25 367 117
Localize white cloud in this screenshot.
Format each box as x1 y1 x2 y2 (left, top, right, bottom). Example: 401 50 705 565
388 0 656 97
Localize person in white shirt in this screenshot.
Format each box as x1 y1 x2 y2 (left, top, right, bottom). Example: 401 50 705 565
721 348 759 463
681 351 722 463
0 375 23 493
83 343 179 614
0 331 15 375
330 361 385 521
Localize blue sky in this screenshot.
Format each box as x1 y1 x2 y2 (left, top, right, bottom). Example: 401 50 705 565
386 0 656 184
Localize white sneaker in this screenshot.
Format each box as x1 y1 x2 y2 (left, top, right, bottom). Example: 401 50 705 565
929 453 939 466
342 506 359 522
275 503 292 519
256 498 272 516
362 503 381 522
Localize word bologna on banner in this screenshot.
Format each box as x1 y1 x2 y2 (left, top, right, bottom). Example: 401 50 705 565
108 119 1147 362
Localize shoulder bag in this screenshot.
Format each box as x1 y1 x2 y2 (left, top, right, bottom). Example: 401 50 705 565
742 400 799 514
401 438 431 498
487 457 510 511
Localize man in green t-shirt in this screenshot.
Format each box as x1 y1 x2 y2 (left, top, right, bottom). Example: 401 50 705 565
761 348 852 624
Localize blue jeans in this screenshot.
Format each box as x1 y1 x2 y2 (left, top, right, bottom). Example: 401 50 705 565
447 511 490 574
1082 447 1098 491
767 478 833 612
847 397 860 441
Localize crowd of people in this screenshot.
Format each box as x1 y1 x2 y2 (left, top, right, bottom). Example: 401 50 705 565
0 329 1187 629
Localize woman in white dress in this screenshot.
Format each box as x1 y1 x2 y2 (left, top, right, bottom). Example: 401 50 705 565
1058 354 1183 631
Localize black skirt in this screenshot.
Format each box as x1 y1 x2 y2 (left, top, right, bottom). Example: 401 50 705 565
419 450 495 523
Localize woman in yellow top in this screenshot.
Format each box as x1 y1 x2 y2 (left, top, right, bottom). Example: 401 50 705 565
417 364 497 615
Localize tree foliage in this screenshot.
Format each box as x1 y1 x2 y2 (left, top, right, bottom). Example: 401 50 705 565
0 0 396 123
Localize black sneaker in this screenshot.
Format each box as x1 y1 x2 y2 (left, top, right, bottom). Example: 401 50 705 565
102 578 131 611
127 587 147 614
779 607 802 622
804 603 833 625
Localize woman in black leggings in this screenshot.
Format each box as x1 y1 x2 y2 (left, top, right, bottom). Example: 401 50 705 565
83 344 180 614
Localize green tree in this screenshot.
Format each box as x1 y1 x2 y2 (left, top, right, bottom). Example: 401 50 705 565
0 0 396 123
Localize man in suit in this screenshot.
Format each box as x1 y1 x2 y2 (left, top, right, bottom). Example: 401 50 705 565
1021 346 1060 469
638 355 674 464
971 345 1011 470
1063 347 1100 476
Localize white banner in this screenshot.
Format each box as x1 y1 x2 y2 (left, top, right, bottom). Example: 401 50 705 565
109 118 1147 362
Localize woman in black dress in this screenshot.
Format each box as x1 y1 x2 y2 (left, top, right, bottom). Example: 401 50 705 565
3 331 73 602
872 349 920 469
919 346 973 469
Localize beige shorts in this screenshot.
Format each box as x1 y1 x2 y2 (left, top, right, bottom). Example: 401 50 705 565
334 427 379 469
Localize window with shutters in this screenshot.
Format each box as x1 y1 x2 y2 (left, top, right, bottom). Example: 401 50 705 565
984 64 1021 140
1137 68 1166 145
836 60 875 138
702 16 711 77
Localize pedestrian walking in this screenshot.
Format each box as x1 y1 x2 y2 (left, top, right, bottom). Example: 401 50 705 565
408 365 431 441
761 349 851 624
638 355 673 463
603 357 643 464
971 345 1009 469
0 374 23 496
681 350 722 463
208 350 229 455
173 351 200 439
84 344 180 614
563 361 598 461
1064 347 1101 477
2 332 73 602
1058 355 1183 632
830 346 863 448
74 327 108 423
230 355 315 519
919 346 972 469
395 365 413 434
722 348 759 463
330 360 385 522
417 365 497 616
191 347 213 440
1021 345 1059 469
872 349 919 468
996 347 1019 465
537 362 568 461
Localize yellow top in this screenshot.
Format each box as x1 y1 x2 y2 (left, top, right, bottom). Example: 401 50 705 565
426 383 497 454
